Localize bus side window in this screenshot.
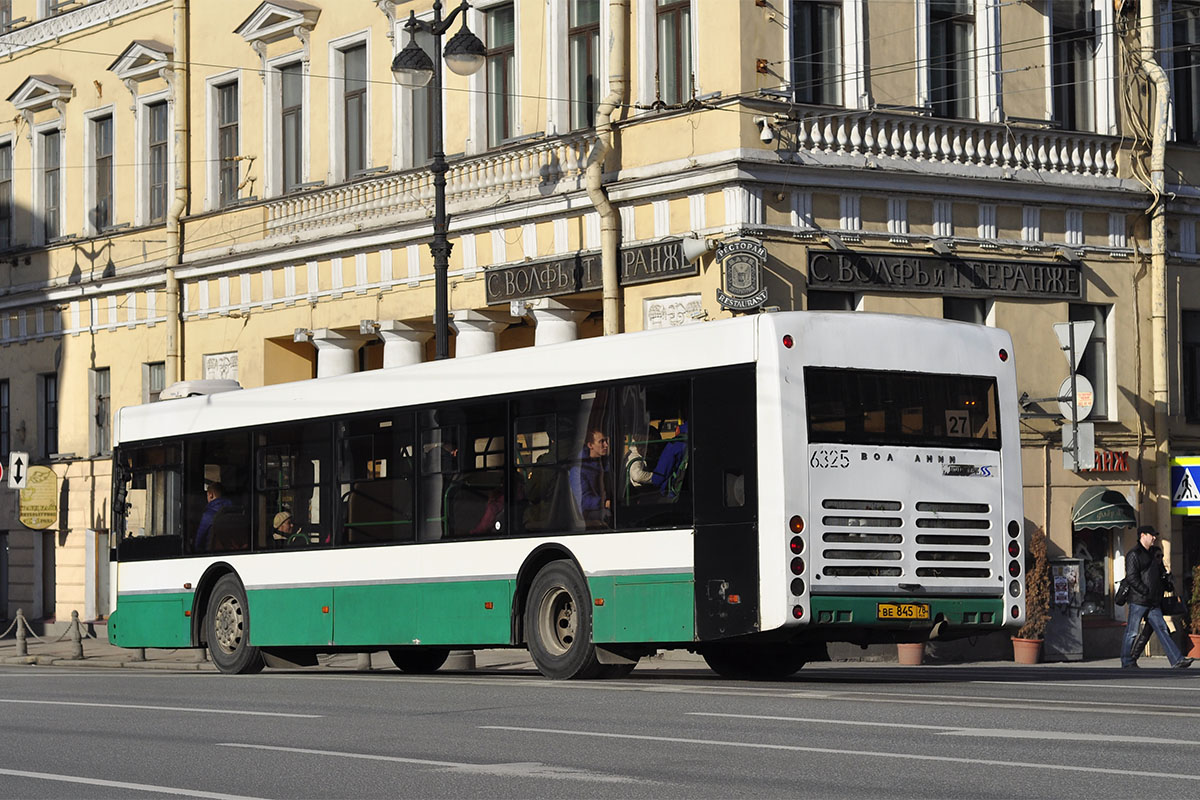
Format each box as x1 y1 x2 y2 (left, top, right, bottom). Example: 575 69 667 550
338 414 416 547
254 422 332 550
186 432 251 554
618 379 691 528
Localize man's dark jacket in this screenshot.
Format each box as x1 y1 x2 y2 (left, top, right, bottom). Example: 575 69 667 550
1124 544 1166 607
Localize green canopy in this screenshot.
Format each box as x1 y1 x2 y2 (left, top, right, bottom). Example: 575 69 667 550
1072 486 1137 530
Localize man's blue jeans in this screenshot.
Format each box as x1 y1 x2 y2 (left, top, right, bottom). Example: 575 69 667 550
1121 603 1185 666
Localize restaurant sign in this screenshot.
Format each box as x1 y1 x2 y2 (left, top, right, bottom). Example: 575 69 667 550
485 240 697 304
808 250 1082 299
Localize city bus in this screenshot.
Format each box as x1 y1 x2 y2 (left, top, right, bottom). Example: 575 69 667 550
108 311 1025 679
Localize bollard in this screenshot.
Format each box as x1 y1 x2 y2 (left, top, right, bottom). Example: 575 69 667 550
69 610 84 659
15 608 27 656
131 648 146 662
356 652 372 672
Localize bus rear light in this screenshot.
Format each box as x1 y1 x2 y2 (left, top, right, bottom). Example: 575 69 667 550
1010 604 1020 619
594 598 605 606
790 578 805 596
184 610 191 617
790 536 804 554
1008 580 1021 597
183 582 192 590
1008 520 1020 538
789 515 805 534
727 594 741 604
790 557 805 575
998 349 1008 362
1007 560 1021 577
792 605 804 619
1008 541 1020 558
782 334 794 349
484 601 494 609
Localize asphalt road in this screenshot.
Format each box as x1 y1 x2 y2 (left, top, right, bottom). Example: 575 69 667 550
1 662 1198 799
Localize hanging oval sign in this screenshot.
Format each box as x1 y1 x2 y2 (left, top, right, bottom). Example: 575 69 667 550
19 466 58 530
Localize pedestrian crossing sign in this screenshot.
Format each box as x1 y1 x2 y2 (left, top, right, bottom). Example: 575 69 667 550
1171 457 1200 515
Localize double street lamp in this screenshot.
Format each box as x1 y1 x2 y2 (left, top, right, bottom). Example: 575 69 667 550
391 1 487 360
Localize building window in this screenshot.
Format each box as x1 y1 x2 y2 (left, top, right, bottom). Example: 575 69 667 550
42 130 61 241
943 297 986 325
217 82 239 206
40 373 57 457
656 0 692 105
0 142 11 249
144 361 166 404
1176 2 1200 143
792 1 841 105
929 0 972 118
91 367 111 455
569 0 601 130
1052 0 1095 131
807 290 855 311
1184 311 1200 423
280 62 304 192
1070 303 1110 418
146 101 168 223
92 115 113 230
0 378 8 457
0 1 10 32
341 44 367 177
485 4 516 147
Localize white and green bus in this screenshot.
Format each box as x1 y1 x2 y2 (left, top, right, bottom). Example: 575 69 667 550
109 311 1025 679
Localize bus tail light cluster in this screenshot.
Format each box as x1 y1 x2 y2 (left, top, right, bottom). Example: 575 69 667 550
789 515 806 619
1008 519 1022 619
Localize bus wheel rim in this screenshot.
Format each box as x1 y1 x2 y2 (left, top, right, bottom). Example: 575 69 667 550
213 594 244 655
537 586 575 657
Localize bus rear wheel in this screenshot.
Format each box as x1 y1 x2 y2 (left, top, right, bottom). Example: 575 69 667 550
387 647 450 673
701 643 806 680
206 574 265 675
525 561 604 680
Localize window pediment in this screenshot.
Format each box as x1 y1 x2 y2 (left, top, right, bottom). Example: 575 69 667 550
235 1 320 46
7 74 72 114
108 40 173 84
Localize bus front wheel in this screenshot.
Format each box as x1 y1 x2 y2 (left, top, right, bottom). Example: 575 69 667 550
206 574 265 675
388 647 450 673
525 561 604 680
701 643 806 680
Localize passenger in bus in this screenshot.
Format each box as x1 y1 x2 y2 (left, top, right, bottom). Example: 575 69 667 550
570 428 611 526
651 421 689 499
272 511 303 546
624 427 661 495
194 481 231 551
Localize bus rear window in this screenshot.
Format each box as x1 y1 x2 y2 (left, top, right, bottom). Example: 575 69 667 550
805 367 1000 450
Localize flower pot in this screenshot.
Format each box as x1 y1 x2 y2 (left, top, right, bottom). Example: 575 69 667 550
1012 636 1043 665
897 642 925 666
1188 634 1200 659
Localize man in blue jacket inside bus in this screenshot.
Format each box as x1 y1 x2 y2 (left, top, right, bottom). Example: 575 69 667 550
651 422 688 498
569 428 610 527
194 481 231 551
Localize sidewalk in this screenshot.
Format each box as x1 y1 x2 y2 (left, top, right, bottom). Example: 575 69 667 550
0 630 1142 672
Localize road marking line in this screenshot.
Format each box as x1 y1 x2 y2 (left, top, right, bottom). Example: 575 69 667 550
0 767 270 799
689 712 1200 746
481 725 1200 782
0 698 321 718
973 680 1200 693
217 743 635 784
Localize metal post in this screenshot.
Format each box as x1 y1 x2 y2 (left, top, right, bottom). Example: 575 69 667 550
1068 325 1078 469
430 1 451 360
15 608 26 656
356 652 372 671
70 610 84 660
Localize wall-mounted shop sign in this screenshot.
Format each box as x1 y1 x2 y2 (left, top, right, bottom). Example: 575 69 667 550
485 240 696 304
807 250 1082 299
716 238 769 311
1080 450 1130 473
19 465 58 530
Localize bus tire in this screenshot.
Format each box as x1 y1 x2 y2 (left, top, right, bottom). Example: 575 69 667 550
206 574 265 675
702 643 805 680
387 647 450 673
525 560 604 680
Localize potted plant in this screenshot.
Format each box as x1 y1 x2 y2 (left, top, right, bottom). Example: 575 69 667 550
1188 564 1200 658
1013 526 1050 664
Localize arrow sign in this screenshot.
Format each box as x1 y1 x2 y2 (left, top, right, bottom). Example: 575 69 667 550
8 451 27 489
1052 321 1095 370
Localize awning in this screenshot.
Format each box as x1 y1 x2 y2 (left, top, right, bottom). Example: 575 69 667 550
1072 486 1137 530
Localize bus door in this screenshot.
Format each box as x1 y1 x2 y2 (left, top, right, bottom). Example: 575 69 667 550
691 368 759 640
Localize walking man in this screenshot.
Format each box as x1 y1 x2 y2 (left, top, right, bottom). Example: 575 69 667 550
1121 526 1193 669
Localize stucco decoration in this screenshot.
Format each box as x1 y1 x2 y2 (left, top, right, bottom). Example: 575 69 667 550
107 40 173 101
0 0 162 59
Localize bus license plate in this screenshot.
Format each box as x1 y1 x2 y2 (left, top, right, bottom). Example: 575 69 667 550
878 603 930 620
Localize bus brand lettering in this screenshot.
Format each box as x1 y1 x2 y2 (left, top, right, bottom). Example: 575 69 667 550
912 454 956 463
943 464 994 477
861 452 894 462
810 449 849 469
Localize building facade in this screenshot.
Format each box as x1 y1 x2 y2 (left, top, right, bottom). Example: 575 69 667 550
0 0 1196 655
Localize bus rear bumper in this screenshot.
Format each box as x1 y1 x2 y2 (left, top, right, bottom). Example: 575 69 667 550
807 594 1011 639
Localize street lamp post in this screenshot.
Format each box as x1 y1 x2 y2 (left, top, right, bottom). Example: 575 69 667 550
391 1 487 360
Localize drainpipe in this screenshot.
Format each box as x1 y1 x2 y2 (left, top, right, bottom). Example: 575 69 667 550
1138 5 1170 538
165 0 189 383
586 0 628 336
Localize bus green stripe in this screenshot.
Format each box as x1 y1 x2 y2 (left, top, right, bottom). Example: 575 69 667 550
109 593 194 648
809 595 1008 627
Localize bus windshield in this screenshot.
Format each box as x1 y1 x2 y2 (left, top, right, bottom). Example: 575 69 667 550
805 367 1000 450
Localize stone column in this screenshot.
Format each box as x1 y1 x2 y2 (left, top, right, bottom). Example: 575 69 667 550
517 298 588 346
309 328 368 378
449 310 512 358
361 320 433 368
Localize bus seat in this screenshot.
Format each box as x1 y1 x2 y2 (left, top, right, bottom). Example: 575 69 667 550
209 508 251 552
345 478 413 544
